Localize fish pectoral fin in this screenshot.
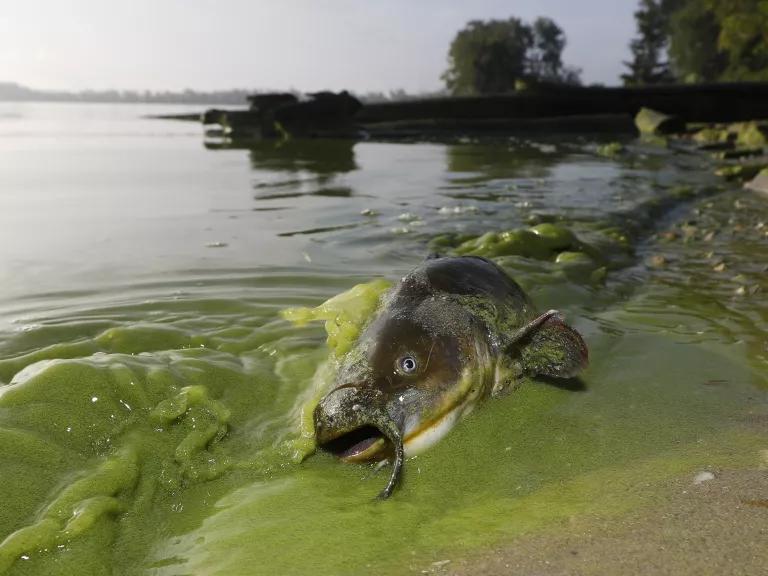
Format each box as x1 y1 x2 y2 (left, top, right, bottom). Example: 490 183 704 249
491 356 524 397
512 312 588 379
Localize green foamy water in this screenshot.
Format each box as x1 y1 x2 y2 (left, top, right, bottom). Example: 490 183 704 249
0 103 766 575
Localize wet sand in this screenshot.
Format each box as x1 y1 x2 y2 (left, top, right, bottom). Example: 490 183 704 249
437 465 768 576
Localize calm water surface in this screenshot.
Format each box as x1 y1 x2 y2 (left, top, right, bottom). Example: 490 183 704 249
0 103 766 575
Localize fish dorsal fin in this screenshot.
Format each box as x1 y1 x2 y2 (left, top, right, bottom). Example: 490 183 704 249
506 310 588 379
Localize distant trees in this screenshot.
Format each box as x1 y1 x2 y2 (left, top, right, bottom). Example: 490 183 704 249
621 0 677 85
529 18 573 82
623 0 768 85
0 82 251 105
681 0 768 82
442 17 581 95
667 0 728 82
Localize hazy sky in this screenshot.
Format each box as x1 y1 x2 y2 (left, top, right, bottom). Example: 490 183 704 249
0 0 638 93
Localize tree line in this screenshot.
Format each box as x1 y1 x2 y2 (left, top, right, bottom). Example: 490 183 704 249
622 0 768 84
442 1 768 95
442 17 581 95
0 82 251 105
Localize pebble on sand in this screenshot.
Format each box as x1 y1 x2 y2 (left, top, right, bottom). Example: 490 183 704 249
647 254 668 268
693 471 716 485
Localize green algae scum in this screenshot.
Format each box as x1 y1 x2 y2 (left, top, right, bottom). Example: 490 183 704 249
1 104 767 575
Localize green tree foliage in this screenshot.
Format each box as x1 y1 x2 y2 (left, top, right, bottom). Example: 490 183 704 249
622 0 677 84
528 18 565 80
627 0 768 83
708 0 768 81
667 1 728 82
442 17 580 95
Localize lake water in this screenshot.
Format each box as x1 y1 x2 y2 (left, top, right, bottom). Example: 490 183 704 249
0 103 766 575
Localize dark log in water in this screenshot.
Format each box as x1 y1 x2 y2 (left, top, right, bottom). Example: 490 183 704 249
357 83 768 125
197 83 768 140
145 113 203 121
361 114 636 137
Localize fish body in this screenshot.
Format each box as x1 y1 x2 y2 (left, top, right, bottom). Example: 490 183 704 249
313 256 588 498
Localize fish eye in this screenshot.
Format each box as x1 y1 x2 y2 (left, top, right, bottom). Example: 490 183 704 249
398 355 418 374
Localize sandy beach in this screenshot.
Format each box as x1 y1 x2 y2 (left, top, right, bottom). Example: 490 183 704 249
443 462 768 575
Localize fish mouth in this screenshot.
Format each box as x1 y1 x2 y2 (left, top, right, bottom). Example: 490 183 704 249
312 384 405 498
318 425 388 462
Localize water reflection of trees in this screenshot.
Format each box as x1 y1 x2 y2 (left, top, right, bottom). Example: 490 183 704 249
445 140 558 184
206 138 357 182
247 139 357 177
206 138 358 201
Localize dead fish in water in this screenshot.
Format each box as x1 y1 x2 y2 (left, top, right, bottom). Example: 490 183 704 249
313 255 588 499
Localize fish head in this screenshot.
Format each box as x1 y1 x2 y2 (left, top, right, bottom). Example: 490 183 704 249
313 299 487 463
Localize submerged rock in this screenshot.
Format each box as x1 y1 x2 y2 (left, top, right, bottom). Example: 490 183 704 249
647 254 668 269
596 142 625 157
693 127 732 145
439 222 635 284
693 122 766 153
634 107 685 136
745 168 768 197
714 147 764 161
453 224 584 260
555 251 594 266
669 185 696 199
734 121 768 149
715 164 766 182
530 223 578 251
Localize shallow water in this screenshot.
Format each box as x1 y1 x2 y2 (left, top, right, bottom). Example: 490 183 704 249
0 103 766 576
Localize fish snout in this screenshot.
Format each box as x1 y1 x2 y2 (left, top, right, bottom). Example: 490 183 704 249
313 385 400 462
313 385 366 441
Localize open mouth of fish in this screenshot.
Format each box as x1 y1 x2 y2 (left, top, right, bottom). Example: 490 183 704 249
319 425 388 461
318 399 471 462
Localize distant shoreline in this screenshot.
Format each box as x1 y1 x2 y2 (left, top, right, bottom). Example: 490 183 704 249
0 82 450 107
0 99 238 106
0 81 250 106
